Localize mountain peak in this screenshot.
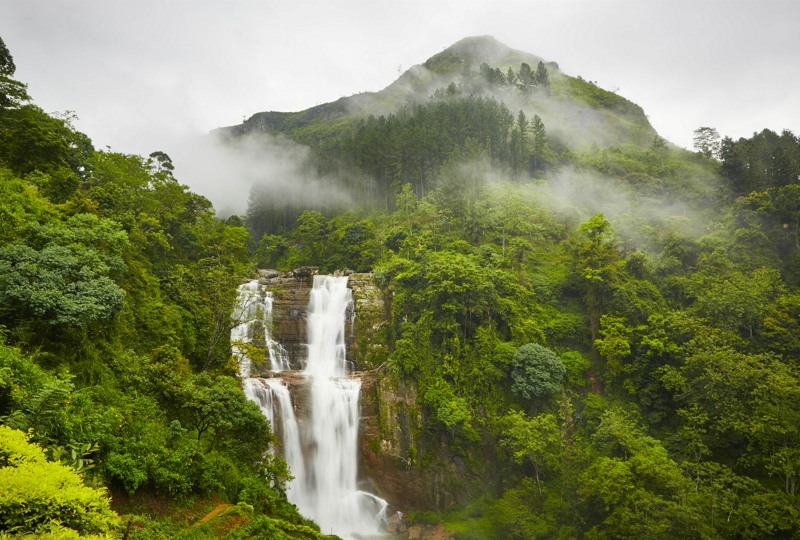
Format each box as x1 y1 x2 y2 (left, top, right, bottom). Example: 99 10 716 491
424 35 548 75
445 35 510 56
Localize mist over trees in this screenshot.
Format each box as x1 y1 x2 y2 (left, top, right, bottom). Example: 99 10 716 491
1 32 800 539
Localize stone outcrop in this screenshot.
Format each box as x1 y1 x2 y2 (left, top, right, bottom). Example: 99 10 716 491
255 272 311 373
359 367 425 508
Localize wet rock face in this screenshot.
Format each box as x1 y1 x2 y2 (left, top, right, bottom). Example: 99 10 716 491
359 369 467 513
359 368 426 509
258 273 311 371
255 271 388 373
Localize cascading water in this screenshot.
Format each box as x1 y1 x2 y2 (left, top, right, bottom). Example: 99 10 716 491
231 280 261 378
233 276 387 539
231 280 291 375
264 292 291 372
234 280 305 496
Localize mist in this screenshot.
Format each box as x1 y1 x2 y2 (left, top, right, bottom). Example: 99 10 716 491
535 164 721 251
171 131 352 218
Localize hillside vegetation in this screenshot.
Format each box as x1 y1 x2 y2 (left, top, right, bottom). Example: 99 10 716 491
239 37 800 539
1 33 800 539
0 37 337 539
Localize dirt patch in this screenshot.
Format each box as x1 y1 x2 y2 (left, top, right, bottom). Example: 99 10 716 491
193 503 233 526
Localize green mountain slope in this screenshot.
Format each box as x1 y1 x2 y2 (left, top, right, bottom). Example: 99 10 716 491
218 35 654 150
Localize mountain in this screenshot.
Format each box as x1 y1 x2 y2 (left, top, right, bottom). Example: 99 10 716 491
216 36 656 150
3 29 800 540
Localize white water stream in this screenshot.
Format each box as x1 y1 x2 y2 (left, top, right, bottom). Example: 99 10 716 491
234 276 387 539
232 280 290 375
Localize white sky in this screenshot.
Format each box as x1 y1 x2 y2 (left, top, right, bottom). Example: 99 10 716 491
3 0 799 192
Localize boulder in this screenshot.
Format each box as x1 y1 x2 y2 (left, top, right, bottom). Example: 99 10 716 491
292 266 319 278
258 269 282 280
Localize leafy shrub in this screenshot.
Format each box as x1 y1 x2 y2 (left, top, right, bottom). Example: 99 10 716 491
0 425 120 536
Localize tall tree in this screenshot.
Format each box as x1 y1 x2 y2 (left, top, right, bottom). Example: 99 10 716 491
0 36 29 109
529 114 550 176
693 126 721 159
0 36 16 76
534 61 551 95
573 214 622 342
517 62 534 93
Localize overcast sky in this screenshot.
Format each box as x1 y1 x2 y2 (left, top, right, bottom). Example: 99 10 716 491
3 0 799 202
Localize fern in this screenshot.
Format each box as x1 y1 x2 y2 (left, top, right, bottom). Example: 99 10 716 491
16 380 72 437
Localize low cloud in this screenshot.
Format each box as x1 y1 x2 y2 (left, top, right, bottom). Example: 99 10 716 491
171 131 352 218
540 165 719 248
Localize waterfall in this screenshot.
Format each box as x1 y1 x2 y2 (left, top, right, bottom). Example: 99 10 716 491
264 292 291 372
232 280 291 375
234 275 387 540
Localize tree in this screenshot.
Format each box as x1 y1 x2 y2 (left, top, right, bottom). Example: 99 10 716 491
529 114 550 176
0 36 15 76
694 267 782 338
573 214 622 341
423 379 473 439
179 374 273 462
501 410 560 497
594 314 634 379
580 408 713 539
421 251 498 342
511 343 565 400
0 213 128 334
0 36 29 110
511 110 529 176
0 106 75 174
255 233 289 269
517 62 533 93
506 67 517 86
293 210 329 265
693 126 721 159
534 61 551 95
147 150 175 175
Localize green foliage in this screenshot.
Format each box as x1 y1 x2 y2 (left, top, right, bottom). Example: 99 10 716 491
693 126 721 159
4 37 800 539
0 105 91 176
0 36 30 111
721 129 800 195
179 374 273 463
561 75 646 121
0 213 128 332
423 379 473 437
492 479 555 540
578 408 713 539
255 234 289 269
0 425 120 537
501 411 560 495
222 514 338 540
559 350 590 387
510 343 565 400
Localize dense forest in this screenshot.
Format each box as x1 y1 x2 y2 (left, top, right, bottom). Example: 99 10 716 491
2 33 800 539
0 37 336 539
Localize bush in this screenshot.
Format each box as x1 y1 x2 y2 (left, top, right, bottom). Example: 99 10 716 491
0 425 120 536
